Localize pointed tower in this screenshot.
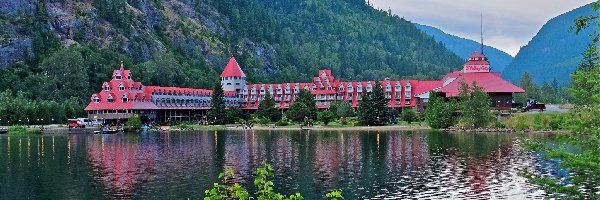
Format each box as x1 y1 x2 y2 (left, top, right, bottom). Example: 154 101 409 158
220 56 247 92
463 52 490 73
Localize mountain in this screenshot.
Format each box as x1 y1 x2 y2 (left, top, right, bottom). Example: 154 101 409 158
415 24 514 72
0 0 464 102
503 3 597 85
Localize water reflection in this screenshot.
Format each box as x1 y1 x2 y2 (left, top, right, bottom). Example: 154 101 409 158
0 131 553 199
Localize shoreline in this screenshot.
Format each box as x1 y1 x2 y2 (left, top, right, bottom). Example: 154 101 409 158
224 125 432 131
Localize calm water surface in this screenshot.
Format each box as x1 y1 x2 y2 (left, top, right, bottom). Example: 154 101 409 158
0 130 555 199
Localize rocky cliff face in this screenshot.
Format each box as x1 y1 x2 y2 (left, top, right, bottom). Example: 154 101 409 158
0 0 273 69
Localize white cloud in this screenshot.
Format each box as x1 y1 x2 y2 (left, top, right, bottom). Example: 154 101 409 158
369 0 595 56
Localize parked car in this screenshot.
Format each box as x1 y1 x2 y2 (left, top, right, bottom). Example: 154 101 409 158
68 119 86 128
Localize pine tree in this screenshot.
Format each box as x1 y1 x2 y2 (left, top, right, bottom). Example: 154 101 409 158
257 91 281 122
295 90 317 120
358 92 373 125
208 84 227 125
358 82 388 125
370 82 389 125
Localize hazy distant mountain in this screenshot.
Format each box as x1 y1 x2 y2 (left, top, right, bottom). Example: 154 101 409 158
415 24 514 72
502 3 597 85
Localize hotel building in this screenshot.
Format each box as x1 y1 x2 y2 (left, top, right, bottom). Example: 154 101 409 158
85 52 524 122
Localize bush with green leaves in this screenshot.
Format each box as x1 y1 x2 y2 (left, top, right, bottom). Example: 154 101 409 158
203 162 342 200
125 114 142 132
400 109 417 124
317 110 336 125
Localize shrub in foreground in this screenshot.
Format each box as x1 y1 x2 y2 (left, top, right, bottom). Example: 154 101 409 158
204 162 342 200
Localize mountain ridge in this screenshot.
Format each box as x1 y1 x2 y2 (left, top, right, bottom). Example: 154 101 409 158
415 23 514 72
502 3 597 85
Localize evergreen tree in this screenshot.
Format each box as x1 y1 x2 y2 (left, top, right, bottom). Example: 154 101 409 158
358 92 374 125
371 82 389 125
425 92 456 129
208 85 227 125
515 72 540 105
358 82 389 125
335 101 355 118
571 45 600 105
257 91 281 122
458 81 494 128
294 90 317 120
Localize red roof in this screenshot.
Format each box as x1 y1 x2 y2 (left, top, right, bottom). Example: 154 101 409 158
438 72 525 97
469 52 485 58
220 56 246 78
414 81 443 95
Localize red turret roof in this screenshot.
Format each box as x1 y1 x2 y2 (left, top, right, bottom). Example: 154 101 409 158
220 56 246 78
469 52 485 58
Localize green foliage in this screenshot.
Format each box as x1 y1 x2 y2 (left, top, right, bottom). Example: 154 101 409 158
334 101 355 118
358 82 389 125
400 109 417 124
226 107 244 124
274 120 289 127
256 117 270 126
204 167 250 200
457 81 495 128
317 110 336 125
0 90 83 126
125 114 142 132
208 85 227 125
203 162 342 200
294 90 317 120
425 92 456 129
257 91 282 122
7 125 27 134
325 190 343 200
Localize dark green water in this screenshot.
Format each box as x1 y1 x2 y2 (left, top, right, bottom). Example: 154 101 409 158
0 130 551 199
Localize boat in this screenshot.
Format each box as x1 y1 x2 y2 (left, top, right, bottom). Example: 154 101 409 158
0 128 7 134
94 126 120 134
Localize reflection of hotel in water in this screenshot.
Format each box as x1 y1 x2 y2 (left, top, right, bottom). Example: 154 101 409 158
0 132 543 199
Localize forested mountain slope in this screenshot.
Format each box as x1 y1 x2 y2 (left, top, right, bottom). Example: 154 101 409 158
415 24 514 72
503 3 597 85
0 0 463 103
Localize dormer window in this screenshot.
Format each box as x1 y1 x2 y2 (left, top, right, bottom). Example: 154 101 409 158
127 74 131 79
104 84 110 91
107 95 114 103
93 96 100 103
119 83 125 91
115 72 122 80
122 95 128 103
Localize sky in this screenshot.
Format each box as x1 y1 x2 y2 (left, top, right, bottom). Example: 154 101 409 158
369 0 595 56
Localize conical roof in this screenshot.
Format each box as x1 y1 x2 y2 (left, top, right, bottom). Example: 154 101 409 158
220 56 246 78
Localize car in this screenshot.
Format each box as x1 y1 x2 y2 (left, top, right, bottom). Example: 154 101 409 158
68 119 86 128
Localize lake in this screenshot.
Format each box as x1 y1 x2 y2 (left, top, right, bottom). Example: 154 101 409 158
0 130 554 199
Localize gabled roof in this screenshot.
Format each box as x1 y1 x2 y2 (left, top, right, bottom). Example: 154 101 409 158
415 80 443 96
220 56 246 78
438 72 525 97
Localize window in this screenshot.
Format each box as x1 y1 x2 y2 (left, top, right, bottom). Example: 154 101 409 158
236 83 240 85
405 100 411 105
115 74 122 80
104 84 110 91
107 95 114 103
119 83 125 91
227 83 232 85
127 75 131 79
93 96 100 103
122 95 128 103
